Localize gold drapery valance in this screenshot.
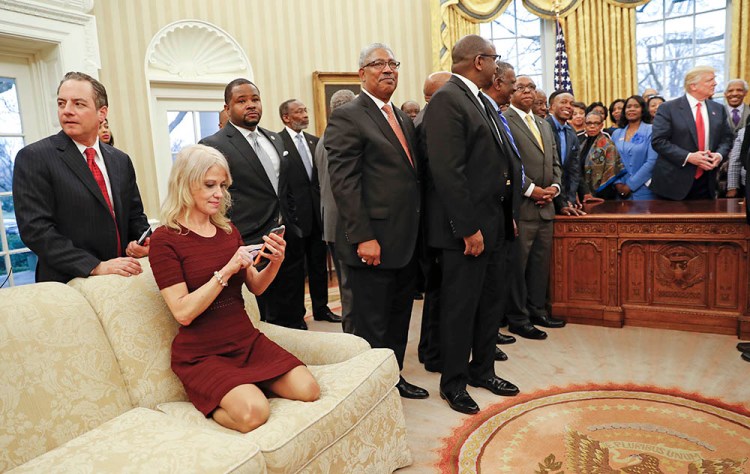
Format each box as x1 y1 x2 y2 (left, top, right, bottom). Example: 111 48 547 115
730 0 750 86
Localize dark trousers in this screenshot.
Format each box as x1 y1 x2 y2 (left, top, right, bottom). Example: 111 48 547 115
257 233 306 328
303 227 330 315
686 172 712 199
346 259 417 369
439 237 511 393
506 219 553 326
417 248 442 367
328 242 355 334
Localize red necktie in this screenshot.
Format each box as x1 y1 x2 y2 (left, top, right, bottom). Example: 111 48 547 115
695 102 705 179
382 104 414 167
85 147 121 256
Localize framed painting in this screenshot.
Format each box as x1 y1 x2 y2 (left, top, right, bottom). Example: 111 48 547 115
312 71 360 136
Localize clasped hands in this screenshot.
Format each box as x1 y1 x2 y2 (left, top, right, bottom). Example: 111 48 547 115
531 186 557 206
687 150 721 171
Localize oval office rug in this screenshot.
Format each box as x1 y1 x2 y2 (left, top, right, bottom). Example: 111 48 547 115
437 384 750 473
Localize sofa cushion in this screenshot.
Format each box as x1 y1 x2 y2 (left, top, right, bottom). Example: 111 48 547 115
8 408 266 473
158 348 399 473
68 260 188 409
0 283 132 471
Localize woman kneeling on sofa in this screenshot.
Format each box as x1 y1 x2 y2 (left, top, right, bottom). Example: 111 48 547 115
149 144 320 433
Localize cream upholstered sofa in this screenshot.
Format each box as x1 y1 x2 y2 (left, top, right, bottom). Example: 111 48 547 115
0 259 412 473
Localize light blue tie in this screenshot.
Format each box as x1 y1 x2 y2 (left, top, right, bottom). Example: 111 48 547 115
295 133 313 179
250 131 278 194
497 110 526 187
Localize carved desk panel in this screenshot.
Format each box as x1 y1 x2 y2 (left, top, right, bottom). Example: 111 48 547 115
551 199 750 338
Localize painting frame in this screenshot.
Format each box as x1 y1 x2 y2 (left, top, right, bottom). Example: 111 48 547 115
312 71 361 136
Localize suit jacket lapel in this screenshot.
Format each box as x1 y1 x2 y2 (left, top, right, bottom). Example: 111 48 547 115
226 125 276 194
359 94 416 174
706 100 723 150
506 108 543 153
54 132 111 212
678 96 699 149
100 145 121 216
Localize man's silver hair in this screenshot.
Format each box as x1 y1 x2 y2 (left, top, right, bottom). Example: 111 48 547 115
358 43 394 68
330 89 356 110
727 78 749 92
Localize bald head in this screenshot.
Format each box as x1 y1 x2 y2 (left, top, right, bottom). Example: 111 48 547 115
423 71 452 102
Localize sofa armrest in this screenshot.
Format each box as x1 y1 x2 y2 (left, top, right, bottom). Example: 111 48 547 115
9 408 265 473
257 321 371 365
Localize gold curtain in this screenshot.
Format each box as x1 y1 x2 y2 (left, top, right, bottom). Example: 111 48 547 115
431 0 513 71
730 0 750 85
560 0 637 106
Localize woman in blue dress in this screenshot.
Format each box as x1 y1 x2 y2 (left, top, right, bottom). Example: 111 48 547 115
611 95 659 200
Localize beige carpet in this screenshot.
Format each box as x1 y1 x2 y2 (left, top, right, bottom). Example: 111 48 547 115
304 287 750 473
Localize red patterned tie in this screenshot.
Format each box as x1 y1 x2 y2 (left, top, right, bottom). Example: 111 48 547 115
382 104 414 167
694 102 705 179
85 147 121 256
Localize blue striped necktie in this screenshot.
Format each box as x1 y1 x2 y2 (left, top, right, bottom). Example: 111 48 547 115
497 109 525 186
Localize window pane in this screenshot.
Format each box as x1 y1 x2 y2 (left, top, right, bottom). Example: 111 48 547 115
483 0 542 84
10 251 36 286
0 257 7 288
637 21 664 62
666 0 694 18
696 0 725 13
638 62 665 95
517 38 542 75
0 78 22 134
664 17 694 60
497 7 517 36
638 0 663 17
168 111 196 154
662 59 689 99
1 194 24 251
700 53 727 91
694 10 726 56
495 39 517 63
0 137 24 193
198 111 220 140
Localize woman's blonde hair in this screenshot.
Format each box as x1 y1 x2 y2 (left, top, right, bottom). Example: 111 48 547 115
160 144 233 233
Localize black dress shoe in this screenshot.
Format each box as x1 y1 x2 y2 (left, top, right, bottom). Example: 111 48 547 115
313 309 342 323
509 324 547 340
494 347 508 361
468 376 519 396
497 332 516 345
742 352 750 363
413 291 424 300
396 377 429 399
440 388 479 414
530 313 566 328
737 342 750 352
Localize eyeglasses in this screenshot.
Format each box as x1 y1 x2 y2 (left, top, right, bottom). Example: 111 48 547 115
477 54 501 62
362 60 401 71
516 85 537 93
584 121 603 126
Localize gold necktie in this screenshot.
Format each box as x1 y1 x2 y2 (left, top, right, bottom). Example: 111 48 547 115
525 114 544 152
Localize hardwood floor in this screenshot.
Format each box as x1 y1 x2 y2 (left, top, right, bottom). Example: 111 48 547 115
307 298 750 473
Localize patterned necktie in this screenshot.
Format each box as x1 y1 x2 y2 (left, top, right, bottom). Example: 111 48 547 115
295 133 313 179
525 114 544 152
250 131 279 193
497 110 525 187
85 147 121 256
732 108 741 127
695 102 705 179
382 104 413 167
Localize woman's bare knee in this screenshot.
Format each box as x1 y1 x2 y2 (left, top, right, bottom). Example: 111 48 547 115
300 378 321 402
233 400 269 433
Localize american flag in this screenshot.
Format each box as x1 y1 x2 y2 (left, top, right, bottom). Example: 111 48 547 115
554 20 573 94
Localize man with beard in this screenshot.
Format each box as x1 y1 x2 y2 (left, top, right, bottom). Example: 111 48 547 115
279 99 341 324
200 79 304 329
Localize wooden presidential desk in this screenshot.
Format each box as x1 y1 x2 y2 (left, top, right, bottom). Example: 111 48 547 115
551 199 750 339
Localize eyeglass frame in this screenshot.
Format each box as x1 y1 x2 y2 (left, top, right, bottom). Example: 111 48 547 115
476 53 501 62
361 59 401 71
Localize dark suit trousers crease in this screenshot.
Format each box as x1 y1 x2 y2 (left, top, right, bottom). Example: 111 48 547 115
506 219 553 326
303 224 330 314
346 259 417 369
439 236 510 392
418 249 442 366
257 233 306 327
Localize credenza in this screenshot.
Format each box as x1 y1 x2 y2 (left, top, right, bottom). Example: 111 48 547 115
551 199 750 339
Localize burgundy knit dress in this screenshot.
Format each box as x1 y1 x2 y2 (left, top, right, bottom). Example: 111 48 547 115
149 224 303 416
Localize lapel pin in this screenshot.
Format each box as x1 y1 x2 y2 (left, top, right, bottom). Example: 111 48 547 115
270 136 275 141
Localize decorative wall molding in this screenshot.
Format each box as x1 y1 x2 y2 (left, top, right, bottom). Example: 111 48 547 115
0 0 93 25
145 20 252 83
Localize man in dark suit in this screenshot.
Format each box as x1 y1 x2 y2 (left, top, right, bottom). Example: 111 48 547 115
423 35 521 414
492 73 566 340
279 99 340 324
13 72 150 283
326 43 428 400
200 79 304 329
314 89 357 333
547 90 583 211
651 66 734 200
